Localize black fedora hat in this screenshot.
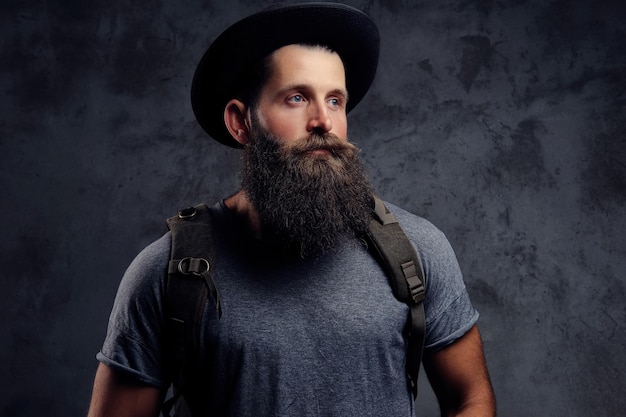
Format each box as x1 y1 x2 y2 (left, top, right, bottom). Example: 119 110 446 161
191 2 380 147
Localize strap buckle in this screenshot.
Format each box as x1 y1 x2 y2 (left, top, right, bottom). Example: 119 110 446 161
401 260 425 304
177 257 210 276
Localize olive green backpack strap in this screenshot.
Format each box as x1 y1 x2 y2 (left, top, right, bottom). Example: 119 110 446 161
366 196 426 399
162 204 222 417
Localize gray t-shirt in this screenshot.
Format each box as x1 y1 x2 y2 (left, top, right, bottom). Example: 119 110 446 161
97 201 478 416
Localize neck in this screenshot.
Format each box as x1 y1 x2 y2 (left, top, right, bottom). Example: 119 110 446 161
224 190 262 237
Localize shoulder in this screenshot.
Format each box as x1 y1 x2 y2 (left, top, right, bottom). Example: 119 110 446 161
123 233 171 284
383 201 453 259
112 232 172 312
382 200 460 279
131 232 171 267
381 200 461 287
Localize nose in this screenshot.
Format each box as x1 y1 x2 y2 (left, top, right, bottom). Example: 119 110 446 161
306 100 332 134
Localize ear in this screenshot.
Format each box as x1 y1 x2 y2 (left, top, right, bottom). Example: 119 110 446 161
224 99 251 145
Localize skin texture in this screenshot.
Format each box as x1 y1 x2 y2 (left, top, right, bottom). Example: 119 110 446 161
423 325 496 416
87 363 163 417
87 44 496 417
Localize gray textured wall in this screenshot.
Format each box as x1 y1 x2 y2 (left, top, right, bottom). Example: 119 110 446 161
1 0 624 416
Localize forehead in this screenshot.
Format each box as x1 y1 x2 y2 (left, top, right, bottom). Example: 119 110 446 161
265 44 347 89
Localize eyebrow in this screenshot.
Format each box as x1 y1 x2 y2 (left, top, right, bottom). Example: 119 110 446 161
275 84 349 102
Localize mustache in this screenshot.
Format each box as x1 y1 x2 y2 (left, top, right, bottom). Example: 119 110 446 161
286 133 359 156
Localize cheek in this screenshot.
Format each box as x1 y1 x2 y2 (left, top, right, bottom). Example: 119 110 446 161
267 123 297 141
333 115 348 138
266 114 306 141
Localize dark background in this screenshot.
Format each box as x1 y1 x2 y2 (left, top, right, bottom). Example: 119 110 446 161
1 0 625 416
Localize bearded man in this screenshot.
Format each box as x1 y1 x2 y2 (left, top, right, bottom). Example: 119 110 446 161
88 3 496 417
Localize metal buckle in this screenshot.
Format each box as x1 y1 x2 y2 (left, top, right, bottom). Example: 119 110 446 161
177 257 210 276
178 207 197 219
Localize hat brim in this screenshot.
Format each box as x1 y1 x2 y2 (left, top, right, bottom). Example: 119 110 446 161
191 2 380 148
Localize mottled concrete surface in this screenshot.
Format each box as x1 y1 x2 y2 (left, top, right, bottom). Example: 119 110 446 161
1 1 624 416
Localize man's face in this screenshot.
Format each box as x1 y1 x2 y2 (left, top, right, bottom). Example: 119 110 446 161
252 44 349 145
237 44 373 257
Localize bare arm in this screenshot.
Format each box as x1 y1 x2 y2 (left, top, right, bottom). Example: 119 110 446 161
422 325 496 417
87 363 164 417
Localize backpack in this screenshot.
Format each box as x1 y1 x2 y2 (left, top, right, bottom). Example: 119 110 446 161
161 196 425 416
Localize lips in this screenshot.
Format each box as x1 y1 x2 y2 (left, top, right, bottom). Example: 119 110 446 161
307 148 330 154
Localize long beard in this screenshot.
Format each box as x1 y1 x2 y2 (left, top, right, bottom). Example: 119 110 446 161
241 125 374 257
